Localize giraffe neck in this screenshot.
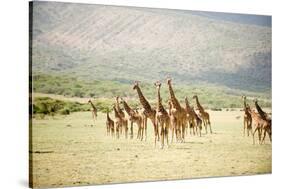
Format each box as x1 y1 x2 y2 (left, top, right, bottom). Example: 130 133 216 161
185 99 191 111
156 86 166 113
255 101 267 120
113 106 121 119
168 102 172 116
195 97 204 112
123 101 135 116
115 98 121 111
90 101 97 111
167 83 181 109
243 99 247 109
106 112 110 120
192 108 199 119
135 86 152 111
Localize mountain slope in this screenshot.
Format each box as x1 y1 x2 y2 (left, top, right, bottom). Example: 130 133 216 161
31 2 272 92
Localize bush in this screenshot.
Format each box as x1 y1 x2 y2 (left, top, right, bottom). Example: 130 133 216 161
59 108 70 115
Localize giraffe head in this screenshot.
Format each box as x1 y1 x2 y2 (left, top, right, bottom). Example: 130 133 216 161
133 81 140 90
166 77 172 85
88 99 92 103
253 98 258 104
154 81 161 88
185 96 189 103
241 96 247 101
112 104 117 110
119 97 125 104
192 95 198 99
116 96 120 103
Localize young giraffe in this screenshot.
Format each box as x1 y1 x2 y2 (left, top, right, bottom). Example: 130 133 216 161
167 78 187 142
191 106 202 137
168 99 177 143
106 110 115 137
120 98 143 140
133 81 159 146
193 95 212 134
113 104 128 139
242 96 252 137
88 99 97 121
184 97 197 136
154 81 170 149
248 107 271 145
115 96 126 134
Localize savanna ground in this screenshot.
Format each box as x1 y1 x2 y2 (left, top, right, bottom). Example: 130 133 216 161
30 109 272 188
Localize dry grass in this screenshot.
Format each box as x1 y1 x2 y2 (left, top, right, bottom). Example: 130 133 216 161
30 110 271 188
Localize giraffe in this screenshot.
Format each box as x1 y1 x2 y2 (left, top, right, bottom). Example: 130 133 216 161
248 107 271 145
88 99 97 121
133 81 159 146
154 81 170 148
115 96 126 134
168 99 177 143
106 110 114 137
184 97 197 136
191 106 202 137
253 99 271 144
167 78 187 142
113 104 128 139
120 98 143 140
192 95 212 134
242 96 252 137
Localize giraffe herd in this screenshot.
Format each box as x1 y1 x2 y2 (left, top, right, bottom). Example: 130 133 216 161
88 79 272 149
89 78 213 149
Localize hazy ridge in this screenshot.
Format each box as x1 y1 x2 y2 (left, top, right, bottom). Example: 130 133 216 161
31 2 272 93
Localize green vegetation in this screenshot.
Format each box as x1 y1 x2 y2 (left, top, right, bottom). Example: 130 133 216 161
32 74 271 110
32 96 138 117
32 97 89 117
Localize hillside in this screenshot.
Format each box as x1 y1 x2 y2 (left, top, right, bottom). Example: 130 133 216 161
30 1 272 94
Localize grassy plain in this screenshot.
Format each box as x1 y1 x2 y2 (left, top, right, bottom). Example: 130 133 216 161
30 110 271 188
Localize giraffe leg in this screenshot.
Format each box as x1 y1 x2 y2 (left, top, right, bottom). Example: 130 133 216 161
209 119 212 134
125 120 128 139
258 128 262 145
137 121 141 140
160 123 164 149
181 122 185 142
116 124 119 139
171 127 174 143
198 121 201 136
246 121 249 137
261 129 266 144
252 127 258 145
144 117 147 141
165 123 169 148
153 121 157 147
141 118 144 141
204 119 207 134
130 121 134 139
